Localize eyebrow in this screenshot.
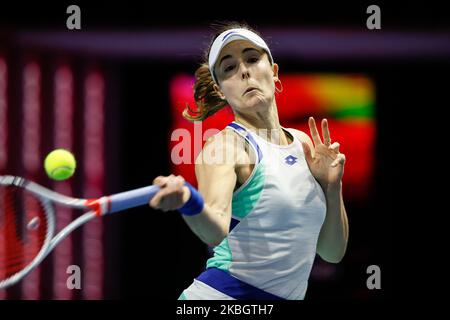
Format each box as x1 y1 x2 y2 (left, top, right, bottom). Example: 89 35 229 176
218 48 261 67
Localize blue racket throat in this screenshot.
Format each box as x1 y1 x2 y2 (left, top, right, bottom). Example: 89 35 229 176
179 182 204 216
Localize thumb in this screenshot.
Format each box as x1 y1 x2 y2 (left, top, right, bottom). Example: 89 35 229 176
301 142 314 163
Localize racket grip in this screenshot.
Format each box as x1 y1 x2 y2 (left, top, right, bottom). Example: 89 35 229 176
108 185 160 214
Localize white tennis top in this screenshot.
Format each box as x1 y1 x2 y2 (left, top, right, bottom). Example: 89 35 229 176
182 121 327 300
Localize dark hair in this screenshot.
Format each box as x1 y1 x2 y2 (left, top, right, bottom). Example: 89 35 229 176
182 22 265 122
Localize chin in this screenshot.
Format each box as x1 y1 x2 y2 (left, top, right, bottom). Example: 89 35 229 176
245 96 270 111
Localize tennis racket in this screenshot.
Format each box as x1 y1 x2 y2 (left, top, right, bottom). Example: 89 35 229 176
0 175 160 289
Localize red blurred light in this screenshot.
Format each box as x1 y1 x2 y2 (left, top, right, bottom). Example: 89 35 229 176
169 74 375 201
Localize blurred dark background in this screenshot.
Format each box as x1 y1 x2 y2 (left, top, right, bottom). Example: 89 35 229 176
1 1 448 301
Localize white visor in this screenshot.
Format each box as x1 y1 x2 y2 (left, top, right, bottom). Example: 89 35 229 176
208 28 273 84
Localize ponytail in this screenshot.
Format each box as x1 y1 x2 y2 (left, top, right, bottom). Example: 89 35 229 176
182 63 228 122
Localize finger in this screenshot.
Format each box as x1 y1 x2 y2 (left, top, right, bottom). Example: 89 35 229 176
308 117 322 146
331 153 346 167
173 180 186 198
153 175 168 187
165 174 180 190
175 175 185 189
157 193 176 211
322 119 331 146
329 142 340 153
153 180 185 210
175 177 187 199
149 190 165 208
301 142 314 164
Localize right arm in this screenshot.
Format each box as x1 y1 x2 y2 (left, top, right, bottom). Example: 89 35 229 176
149 131 239 246
182 157 236 246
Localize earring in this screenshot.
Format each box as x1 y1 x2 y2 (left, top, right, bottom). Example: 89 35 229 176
275 79 283 93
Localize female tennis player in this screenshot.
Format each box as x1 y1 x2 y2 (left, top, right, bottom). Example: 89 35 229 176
149 23 349 300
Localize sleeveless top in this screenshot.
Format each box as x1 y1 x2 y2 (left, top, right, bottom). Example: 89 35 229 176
202 121 327 300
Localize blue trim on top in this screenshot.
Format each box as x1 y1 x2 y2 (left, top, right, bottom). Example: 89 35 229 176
196 267 285 300
229 217 240 232
227 122 263 163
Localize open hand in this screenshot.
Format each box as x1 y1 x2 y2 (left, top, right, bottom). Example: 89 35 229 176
301 117 346 190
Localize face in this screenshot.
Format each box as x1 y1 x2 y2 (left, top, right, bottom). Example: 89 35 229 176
213 40 279 113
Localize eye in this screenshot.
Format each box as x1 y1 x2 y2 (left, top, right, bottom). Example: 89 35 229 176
247 56 259 63
224 65 235 72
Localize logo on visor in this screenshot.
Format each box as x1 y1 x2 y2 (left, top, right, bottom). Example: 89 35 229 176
222 31 238 42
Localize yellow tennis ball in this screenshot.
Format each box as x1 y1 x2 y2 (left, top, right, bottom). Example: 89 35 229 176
44 149 77 181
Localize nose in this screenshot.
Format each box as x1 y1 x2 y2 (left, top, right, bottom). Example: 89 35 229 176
239 61 250 80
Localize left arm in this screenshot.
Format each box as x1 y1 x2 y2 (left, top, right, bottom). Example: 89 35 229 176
317 182 349 263
292 118 349 263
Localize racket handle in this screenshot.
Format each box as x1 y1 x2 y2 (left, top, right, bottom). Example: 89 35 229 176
108 185 160 213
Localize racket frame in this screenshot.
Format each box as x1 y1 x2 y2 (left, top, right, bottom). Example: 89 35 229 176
0 175 159 289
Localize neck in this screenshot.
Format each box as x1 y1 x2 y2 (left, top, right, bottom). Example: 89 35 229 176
234 102 290 145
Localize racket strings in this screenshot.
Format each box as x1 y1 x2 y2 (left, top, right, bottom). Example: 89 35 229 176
0 186 48 281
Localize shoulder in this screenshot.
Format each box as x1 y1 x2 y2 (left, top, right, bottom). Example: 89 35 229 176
195 127 247 166
202 127 242 152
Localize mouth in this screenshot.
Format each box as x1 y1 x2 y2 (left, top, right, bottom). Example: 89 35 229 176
243 87 259 95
